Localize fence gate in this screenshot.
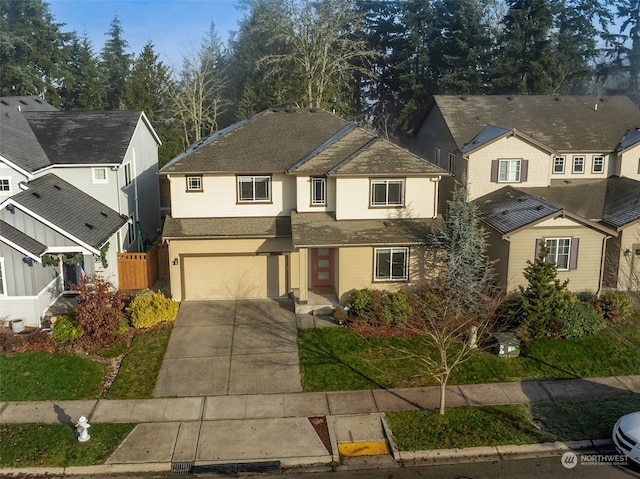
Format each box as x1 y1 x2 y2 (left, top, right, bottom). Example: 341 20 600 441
118 242 164 290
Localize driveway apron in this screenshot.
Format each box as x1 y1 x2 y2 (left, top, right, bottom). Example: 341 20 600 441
154 299 302 397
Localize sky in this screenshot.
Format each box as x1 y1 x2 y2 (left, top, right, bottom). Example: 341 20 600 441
48 0 246 69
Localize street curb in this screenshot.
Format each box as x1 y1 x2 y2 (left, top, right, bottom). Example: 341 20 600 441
397 439 613 464
0 463 171 476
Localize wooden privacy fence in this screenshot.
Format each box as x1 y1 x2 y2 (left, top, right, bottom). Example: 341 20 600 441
118 242 168 290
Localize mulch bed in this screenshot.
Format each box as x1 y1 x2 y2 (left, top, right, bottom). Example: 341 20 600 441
308 416 332 454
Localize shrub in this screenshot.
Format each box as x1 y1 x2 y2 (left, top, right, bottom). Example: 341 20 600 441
381 290 413 326
599 290 635 324
51 314 83 344
558 301 607 339
73 275 126 350
128 291 179 328
345 289 374 319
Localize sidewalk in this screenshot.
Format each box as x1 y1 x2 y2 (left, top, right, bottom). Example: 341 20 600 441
1 375 639 475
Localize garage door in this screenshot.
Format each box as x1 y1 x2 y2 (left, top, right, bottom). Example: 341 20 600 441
183 255 269 299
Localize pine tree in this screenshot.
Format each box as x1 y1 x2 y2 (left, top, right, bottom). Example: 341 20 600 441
59 32 105 110
519 244 572 339
124 42 171 122
101 15 132 110
430 181 494 306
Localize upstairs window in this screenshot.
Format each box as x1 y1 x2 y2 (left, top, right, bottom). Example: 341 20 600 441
374 247 409 281
311 177 326 206
186 176 203 192
0 178 10 193
238 175 271 202
592 156 604 174
92 168 108 184
572 156 585 174
448 152 455 173
370 179 404 207
553 156 565 174
124 163 133 185
499 159 521 182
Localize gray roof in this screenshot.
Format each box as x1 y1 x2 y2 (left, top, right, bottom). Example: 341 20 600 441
10 174 127 250
476 186 561 235
617 129 640 152
161 108 448 177
0 220 47 258
460 125 511 154
291 211 442 247
0 99 51 172
23 110 142 165
162 215 292 240
0 96 58 112
429 95 640 152
603 176 640 229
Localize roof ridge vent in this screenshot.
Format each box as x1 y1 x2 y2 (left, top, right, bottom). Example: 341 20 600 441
53 185 61 191
32 192 41 199
85 223 94 229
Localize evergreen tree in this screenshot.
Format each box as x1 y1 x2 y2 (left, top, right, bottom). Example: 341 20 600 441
490 0 554 94
430 181 494 306
0 0 70 104
59 32 105 110
101 15 132 110
124 42 171 122
518 244 572 339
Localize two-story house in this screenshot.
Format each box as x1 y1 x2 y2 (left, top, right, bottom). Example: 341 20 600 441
407 95 640 293
160 108 448 305
0 96 162 326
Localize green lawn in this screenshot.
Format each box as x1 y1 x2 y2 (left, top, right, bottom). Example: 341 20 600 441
0 352 107 401
297 317 640 391
387 394 640 451
0 423 135 468
107 323 173 399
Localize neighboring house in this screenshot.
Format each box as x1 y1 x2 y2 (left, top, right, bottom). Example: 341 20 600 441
408 95 640 293
0 96 162 326
160 108 448 304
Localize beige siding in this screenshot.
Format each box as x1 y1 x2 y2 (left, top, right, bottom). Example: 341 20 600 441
617 223 640 291
485 227 510 288
335 245 440 302
335 177 438 220
168 238 293 301
550 152 613 180
169 173 296 218
295 176 336 213
466 136 550 200
619 144 640 180
506 219 606 293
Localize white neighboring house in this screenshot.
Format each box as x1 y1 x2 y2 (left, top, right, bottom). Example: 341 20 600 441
0 96 161 326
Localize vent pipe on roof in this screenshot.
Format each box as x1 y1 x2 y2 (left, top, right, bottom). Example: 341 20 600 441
595 103 598 111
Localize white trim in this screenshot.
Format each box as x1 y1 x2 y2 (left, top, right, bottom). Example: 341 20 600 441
46 246 92 254
0 176 11 194
370 179 405 206
572 156 585 174
311 177 326 205
237 175 271 202
592 155 605 174
0 235 42 262
498 159 521 182
92 167 109 184
0 154 35 179
0 199 101 255
545 237 571 271
374 246 409 281
553 156 565 174
0 257 6 296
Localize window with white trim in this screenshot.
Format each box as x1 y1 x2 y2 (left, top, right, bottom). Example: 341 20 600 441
370 179 404 206
545 238 571 271
553 156 565 174
124 163 133 185
592 156 604 173
237 175 271 202
374 247 409 281
0 257 6 296
92 168 108 184
572 156 585 174
499 159 521 182
186 176 202 191
0 177 10 193
311 177 326 205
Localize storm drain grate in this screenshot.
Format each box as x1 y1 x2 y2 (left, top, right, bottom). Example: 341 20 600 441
192 461 281 474
171 461 194 474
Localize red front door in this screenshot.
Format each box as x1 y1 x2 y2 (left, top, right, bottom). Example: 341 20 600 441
311 248 334 288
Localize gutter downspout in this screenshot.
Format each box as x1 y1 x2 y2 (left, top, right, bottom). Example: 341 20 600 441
597 235 612 296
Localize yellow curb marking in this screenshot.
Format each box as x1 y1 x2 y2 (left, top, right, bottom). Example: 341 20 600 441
338 440 389 457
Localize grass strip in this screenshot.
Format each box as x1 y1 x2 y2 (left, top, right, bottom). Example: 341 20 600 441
0 423 135 468
386 405 554 451
298 317 640 391
107 323 173 399
0 352 106 401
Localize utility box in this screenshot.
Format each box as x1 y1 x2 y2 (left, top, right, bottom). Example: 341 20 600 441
494 332 520 358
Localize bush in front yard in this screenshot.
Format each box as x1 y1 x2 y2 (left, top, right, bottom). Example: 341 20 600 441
598 290 636 324
382 290 413 326
128 291 179 328
344 288 375 319
51 314 83 344
558 301 606 339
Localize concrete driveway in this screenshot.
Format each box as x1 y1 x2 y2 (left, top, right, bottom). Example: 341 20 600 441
154 299 303 397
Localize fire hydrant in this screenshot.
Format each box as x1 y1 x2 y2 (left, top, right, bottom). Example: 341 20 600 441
76 416 91 442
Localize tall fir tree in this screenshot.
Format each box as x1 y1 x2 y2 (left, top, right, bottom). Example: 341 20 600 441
101 15 132 110
490 0 554 94
124 42 171 122
59 32 105 110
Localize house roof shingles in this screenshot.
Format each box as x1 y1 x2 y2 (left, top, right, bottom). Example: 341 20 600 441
10 174 127 250
432 95 640 152
162 215 292 240
0 220 48 258
291 211 442 247
161 108 449 177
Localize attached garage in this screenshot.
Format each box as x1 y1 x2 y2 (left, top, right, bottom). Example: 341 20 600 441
182 254 286 300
